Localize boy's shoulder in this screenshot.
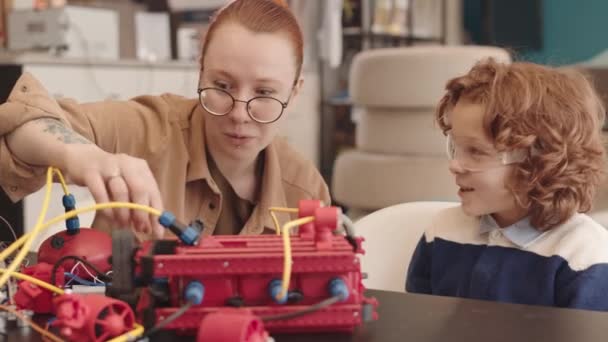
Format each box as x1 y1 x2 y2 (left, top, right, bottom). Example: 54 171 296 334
424 205 486 245
536 213 608 270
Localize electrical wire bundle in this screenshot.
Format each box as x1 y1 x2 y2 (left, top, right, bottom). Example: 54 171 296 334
0 166 356 341
0 167 147 342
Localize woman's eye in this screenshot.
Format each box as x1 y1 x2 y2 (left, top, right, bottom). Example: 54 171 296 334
257 88 275 96
214 81 230 90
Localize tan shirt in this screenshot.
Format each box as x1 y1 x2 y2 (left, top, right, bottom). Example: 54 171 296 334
0 73 331 237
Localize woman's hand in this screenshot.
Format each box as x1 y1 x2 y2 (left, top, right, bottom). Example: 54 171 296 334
61 144 165 237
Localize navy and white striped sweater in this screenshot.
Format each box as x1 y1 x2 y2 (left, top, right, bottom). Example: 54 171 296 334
406 206 608 311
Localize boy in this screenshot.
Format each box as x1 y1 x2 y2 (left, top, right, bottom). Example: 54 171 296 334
406 59 608 311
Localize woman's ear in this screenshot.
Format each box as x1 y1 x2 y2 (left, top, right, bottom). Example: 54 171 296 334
290 77 304 101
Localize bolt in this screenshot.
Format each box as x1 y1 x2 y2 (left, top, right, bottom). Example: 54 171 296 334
157 263 164 269
223 261 229 268
353 311 359 317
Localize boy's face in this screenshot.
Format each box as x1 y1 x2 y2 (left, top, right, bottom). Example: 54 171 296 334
447 99 527 227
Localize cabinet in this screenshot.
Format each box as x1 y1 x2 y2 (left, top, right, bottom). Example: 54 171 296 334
0 54 320 249
320 0 448 182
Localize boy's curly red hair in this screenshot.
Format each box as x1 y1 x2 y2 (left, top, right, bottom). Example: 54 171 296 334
436 59 607 230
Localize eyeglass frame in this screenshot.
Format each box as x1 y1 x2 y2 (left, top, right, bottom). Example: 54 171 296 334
445 132 527 172
197 86 294 124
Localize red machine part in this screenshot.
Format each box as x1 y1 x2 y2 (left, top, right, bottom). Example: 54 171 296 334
131 201 377 335
13 262 65 314
38 228 112 279
51 293 135 342
197 308 269 342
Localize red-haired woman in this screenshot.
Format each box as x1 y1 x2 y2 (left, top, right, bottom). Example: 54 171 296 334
0 0 329 238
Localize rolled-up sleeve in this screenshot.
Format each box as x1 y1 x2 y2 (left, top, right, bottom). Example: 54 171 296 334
0 72 174 202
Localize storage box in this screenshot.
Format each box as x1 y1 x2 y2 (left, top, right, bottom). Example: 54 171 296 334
7 5 119 59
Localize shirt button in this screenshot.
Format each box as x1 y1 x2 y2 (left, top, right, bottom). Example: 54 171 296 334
9 186 18 192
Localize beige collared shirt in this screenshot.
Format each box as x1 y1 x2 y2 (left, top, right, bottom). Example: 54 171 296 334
0 73 330 238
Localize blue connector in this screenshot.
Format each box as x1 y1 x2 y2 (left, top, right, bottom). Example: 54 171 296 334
62 194 80 234
268 279 287 304
158 211 202 245
328 278 349 301
184 281 205 305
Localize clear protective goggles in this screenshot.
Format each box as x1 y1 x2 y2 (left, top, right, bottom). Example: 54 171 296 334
446 133 527 172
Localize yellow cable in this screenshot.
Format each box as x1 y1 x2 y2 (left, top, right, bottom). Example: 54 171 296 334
2 202 163 258
270 211 281 236
0 304 64 342
269 207 298 213
0 168 54 288
0 268 64 295
52 168 70 195
276 216 314 301
268 207 298 236
106 323 144 342
0 234 29 262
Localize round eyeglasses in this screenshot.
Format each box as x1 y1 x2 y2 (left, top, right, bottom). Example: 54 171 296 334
446 133 527 172
197 87 290 124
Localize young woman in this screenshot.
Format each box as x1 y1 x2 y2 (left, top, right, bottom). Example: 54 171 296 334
0 0 329 238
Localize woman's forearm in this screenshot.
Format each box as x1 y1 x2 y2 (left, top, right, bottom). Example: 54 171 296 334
6 118 92 170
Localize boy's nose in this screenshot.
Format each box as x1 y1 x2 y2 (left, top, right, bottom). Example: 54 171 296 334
448 158 467 174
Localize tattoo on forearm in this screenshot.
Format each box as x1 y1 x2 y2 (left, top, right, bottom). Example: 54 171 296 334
38 118 92 144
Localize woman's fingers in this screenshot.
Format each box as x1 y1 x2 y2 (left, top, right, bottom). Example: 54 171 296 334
107 175 131 227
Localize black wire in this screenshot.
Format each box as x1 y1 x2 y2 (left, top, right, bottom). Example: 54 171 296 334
50 255 112 285
261 296 342 322
138 300 194 340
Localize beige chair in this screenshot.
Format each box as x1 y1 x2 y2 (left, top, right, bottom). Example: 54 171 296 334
332 46 511 218
355 201 459 293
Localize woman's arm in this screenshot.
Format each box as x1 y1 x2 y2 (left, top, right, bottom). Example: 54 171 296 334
0 73 174 237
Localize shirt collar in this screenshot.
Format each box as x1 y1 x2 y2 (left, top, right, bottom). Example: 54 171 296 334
186 105 212 183
242 141 289 234
479 215 544 248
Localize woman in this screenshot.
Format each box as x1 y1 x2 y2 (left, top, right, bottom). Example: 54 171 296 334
0 0 330 238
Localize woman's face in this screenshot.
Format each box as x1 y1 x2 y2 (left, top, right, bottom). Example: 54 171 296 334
200 22 301 163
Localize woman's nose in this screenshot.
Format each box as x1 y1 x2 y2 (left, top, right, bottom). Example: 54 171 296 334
228 99 251 124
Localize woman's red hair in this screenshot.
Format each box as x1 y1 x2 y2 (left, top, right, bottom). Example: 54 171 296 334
201 0 304 81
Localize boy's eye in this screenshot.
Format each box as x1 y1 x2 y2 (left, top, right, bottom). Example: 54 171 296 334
468 147 487 157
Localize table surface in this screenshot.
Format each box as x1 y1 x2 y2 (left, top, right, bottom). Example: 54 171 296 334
7 288 608 342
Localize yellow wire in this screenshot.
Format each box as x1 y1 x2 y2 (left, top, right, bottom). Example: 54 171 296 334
0 168 54 289
0 268 64 295
270 211 281 236
0 202 162 259
106 323 144 342
268 207 298 236
276 216 314 301
0 234 29 263
0 304 64 342
52 168 70 195
269 207 298 213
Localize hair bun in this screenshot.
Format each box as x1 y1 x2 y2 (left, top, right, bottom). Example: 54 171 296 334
272 0 289 8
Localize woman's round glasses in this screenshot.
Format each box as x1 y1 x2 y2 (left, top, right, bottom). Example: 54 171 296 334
198 87 290 124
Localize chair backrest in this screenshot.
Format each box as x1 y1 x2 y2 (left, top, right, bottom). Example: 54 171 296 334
355 201 459 292
349 46 512 156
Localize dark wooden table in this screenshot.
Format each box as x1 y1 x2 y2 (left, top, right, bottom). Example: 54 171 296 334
8 288 608 342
